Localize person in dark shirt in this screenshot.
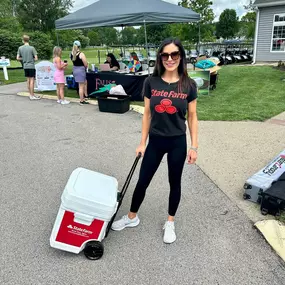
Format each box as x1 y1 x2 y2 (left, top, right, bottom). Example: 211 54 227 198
112 38 198 244
105 53 120 71
70 40 89 105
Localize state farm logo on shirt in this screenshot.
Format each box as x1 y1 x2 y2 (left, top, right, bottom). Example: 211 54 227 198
155 99 177 114
151 89 188 99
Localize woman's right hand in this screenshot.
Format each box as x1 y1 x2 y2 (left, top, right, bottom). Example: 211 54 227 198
136 143 146 157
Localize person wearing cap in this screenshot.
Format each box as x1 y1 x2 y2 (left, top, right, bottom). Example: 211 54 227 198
70 40 89 105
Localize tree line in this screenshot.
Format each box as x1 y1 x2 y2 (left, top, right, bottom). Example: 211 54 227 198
0 0 256 53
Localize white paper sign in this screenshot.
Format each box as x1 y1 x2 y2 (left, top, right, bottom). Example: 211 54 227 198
35 61 56 91
0 58 10 67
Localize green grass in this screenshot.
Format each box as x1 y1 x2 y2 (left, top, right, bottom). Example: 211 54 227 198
1 61 285 121
124 65 285 121
196 66 285 121
0 68 26 85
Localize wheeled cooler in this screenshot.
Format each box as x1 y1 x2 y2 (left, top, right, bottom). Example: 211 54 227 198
50 155 141 260
243 150 285 203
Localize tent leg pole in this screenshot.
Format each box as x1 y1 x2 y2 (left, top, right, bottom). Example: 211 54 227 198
198 22 201 54
144 20 150 76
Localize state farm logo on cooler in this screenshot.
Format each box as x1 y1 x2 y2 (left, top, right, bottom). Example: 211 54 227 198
67 224 93 235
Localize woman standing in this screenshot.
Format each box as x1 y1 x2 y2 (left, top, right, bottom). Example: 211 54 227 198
71 40 89 105
112 38 198 244
53 46 70 105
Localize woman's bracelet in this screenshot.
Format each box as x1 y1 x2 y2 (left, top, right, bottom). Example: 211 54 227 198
190 147 198 152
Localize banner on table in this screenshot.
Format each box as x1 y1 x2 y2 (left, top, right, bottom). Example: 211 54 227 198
188 70 210 96
35 61 56 91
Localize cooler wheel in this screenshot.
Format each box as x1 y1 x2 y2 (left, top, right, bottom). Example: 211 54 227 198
84 241 104 260
243 193 250 200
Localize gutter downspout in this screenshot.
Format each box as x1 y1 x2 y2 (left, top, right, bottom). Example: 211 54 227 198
252 9 260 64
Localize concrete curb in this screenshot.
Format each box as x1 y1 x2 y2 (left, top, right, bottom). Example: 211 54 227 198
17 92 98 105
17 92 145 113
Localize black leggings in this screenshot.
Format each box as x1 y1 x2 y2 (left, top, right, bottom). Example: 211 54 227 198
130 135 187 217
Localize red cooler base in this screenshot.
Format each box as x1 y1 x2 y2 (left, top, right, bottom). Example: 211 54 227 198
56 211 105 248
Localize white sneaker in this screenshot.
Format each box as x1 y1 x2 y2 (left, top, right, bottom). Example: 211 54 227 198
57 99 62 103
61 100 70 105
163 221 176 244
111 215 140 231
29 95 41 100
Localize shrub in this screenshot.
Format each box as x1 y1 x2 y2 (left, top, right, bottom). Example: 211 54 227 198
0 30 53 60
0 30 22 59
28 31 53 59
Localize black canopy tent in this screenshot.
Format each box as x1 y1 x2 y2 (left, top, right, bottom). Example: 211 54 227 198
55 0 200 71
55 0 200 29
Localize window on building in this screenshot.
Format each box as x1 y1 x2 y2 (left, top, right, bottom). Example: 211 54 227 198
272 14 285 51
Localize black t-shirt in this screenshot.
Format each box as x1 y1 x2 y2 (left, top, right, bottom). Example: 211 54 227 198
143 76 197 137
104 60 120 70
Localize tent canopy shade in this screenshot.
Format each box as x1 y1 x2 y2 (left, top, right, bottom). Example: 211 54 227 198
55 0 200 30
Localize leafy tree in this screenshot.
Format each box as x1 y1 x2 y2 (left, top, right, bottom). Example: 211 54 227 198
216 9 239 39
139 24 171 45
52 29 90 49
0 0 20 17
87 30 99 46
0 29 22 59
137 27 146 45
176 0 215 44
240 12 256 39
17 0 73 32
29 31 54 59
0 17 22 32
96 27 119 46
121 26 137 45
237 1 257 40
244 0 257 11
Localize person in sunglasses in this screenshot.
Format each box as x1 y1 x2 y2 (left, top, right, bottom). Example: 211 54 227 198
112 38 198 244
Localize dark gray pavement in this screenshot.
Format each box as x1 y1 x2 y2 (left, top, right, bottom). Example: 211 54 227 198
1 94 285 285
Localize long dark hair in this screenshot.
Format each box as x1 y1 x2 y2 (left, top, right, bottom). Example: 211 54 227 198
107 53 119 67
153 38 196 93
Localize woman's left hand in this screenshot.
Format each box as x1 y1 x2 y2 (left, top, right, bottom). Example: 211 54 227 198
187 149 197 164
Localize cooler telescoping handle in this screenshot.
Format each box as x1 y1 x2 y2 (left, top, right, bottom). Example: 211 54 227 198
105 153 142 238
118 152 142 206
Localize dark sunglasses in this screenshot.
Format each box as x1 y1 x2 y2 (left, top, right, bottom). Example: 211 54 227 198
160 51 180 61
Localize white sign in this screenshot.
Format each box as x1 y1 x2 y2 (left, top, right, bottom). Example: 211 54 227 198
35 61 56 91
0 58 10 67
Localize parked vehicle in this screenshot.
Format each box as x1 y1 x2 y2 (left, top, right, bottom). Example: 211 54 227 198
148 50 157 67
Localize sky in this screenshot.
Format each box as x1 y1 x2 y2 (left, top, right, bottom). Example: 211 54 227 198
71 0 249 21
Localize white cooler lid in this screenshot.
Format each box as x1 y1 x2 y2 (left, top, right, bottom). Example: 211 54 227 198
61 168 118 220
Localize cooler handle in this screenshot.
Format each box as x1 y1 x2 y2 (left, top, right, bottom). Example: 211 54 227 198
105 153 142 238
119 152 142 204
74 212 93 226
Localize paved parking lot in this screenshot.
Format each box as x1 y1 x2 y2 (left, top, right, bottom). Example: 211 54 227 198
1 94 285 285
